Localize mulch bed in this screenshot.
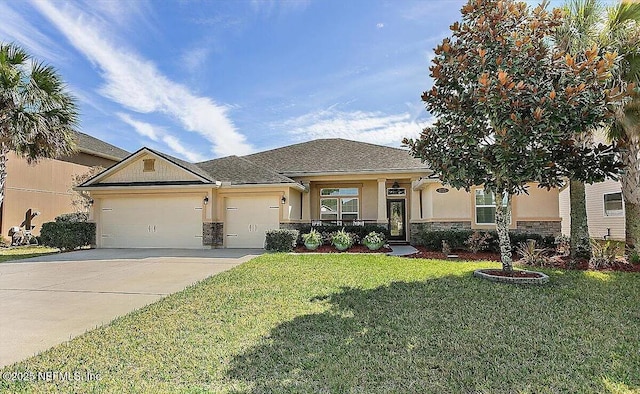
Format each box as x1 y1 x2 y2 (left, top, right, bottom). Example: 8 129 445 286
479 269 544 278
294 244 392 254
405 246 640 272
404 247 503 262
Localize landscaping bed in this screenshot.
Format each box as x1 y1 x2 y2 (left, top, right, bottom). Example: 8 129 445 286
294 244 392 253
405 246 502 261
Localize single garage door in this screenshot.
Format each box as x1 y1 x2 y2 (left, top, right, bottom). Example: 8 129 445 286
100 196 203 248
225 196 280 248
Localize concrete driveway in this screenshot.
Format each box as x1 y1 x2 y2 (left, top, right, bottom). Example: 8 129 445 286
0 248 262 367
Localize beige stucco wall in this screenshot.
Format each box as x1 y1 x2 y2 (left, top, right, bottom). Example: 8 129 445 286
422 183 471 221
288 189 302 220
2 153 103 236
513 186 559 219
101 153 200 183
416 181 559 229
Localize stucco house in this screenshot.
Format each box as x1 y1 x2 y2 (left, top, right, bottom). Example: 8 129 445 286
1 132 129 237
79 138 562 249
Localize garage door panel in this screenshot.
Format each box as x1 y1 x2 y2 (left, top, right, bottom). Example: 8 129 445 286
99 196 202 249
225 197 280 248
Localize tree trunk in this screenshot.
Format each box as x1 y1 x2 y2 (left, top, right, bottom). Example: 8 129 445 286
0 143 7 209
621 135 640 252
569 180 591 260
495 193 513 273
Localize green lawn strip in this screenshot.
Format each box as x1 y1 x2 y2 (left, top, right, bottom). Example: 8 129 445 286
1 254 639 393
0 246 59 263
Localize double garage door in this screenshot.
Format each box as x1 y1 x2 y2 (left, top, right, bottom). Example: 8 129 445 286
98 195 281 249
99 196 203 248
225 196 280 248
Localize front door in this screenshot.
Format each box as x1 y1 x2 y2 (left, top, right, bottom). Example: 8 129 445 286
387 199 406 241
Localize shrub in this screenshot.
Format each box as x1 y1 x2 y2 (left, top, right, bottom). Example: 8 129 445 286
296 224 389 245
415 230 474 251
515 240 550 267
40 221 95 251
554 234 570 256
331 229 354 250
415 228 556 253
589 240 621 270
264 229 299 252
465 231 492 253
301 229 323 245
363 231 386 250
441 240 452 255
627 247 640 265
55 212 89 223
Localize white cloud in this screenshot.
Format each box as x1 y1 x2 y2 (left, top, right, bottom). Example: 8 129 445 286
0 2 66 63
181 46 210 74
250 0 311 15
277 109 434 147
376 22 385 29
117 113 207 162
30 0 254 157
117 113 160 141
161 135 207 163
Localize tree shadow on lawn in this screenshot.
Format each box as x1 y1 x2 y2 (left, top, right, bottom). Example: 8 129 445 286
226 273 640 393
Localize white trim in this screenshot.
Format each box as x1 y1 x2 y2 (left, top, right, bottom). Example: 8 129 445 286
220 183 306 191
80 148 212 187
75 184 215 191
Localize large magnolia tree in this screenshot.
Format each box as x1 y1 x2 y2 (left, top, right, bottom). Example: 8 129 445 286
0 43 78 207
404 0 626 272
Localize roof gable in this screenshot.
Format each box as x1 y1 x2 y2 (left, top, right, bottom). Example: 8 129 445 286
243 138 429 175
81 148 213 187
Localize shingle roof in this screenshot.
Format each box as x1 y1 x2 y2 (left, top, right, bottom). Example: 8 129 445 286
196 155 296 185
243 138 428 174
76 132 129 160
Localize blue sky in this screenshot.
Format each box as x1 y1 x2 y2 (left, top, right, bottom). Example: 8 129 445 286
1 0 572 161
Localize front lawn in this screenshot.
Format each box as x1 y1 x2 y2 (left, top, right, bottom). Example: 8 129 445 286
0 246 59 263
2 254 639 393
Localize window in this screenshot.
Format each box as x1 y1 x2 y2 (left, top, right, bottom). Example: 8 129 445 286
143 159 155 172
475 189 507 225
320 188 358 196
320 188 359 223
604 192 623 216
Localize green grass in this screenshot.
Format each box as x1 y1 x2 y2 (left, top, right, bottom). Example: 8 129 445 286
0 246 59 263
2 254 640 393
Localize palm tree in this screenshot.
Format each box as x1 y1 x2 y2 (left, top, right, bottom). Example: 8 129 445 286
0 43 78 208
603 2 640 253
557 0 640 254
555 0 604 259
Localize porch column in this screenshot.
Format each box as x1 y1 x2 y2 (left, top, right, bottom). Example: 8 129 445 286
377 178 387 224
301 182 311 221
410 178 421 221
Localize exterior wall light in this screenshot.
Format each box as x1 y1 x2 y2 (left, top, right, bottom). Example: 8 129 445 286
204 196 209 205
281 196 286 204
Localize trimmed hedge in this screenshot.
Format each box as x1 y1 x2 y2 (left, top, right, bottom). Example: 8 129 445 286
55 212 89 223
265 229 299 252
40 221 96 251
415 229 555 252
296 224 389 245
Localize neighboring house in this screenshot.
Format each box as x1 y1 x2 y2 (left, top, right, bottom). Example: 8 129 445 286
1 132 129 237
559 180 625 241
79 138 561 249
558 129 626 242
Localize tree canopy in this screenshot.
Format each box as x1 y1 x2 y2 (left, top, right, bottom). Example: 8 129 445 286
404 0 629 270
